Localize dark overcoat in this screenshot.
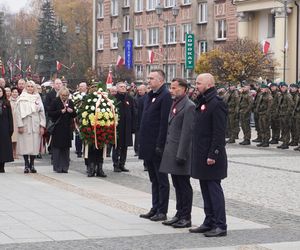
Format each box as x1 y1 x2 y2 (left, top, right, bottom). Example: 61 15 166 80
139 84 172 160
191 87 228 180
160 96 195 175
0 100 14 163
44 89 57 113
48 98 77 148
115 93 135 147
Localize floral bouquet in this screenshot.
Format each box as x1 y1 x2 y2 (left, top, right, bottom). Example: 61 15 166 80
76 86 118 149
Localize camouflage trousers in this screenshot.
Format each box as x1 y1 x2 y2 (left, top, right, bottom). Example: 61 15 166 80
279 115 291 145
240 112 251 140
291 117 300 143
270 115 280 141
254 112 262 140
228 113 239 140
258 114 270 143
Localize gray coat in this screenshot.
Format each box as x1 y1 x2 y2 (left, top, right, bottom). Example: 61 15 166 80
160 96 195 175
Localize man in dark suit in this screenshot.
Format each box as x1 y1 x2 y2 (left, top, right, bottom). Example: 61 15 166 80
189 73 228 237
139 69 172 221
160 78 195 228
112 81 135 172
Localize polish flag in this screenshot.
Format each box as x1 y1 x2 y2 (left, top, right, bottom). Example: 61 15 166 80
1 64 5 77
148 50 154 64
106 70 113 87
116 55 124 66
263 40 270 54
56 61 63 71
26 65 32 73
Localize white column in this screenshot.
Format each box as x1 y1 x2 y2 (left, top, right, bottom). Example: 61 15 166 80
237 12 251 39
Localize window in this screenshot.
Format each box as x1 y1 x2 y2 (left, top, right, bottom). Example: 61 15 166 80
111 32 118 49
165 25 176 44
147 27 159 46
135 0 143 12
181 23 192 42
164 64 176 82
97 33 104 50
135 65 143 79
165 0 175 8
146 64 159 75
123 15 130 32
268 14 275 38
182 0 191 5
124 0 130 7
134 29 143 46
216 19 227 40
198 41 207 55
146 0 158 11
198 2 207 23
97 0 104 18
111 0 118 16
181 64 194 78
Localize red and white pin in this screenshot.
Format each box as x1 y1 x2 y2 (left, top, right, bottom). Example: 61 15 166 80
126 101 130 105
152 98 156 103
200 104 206 111
172 108 176 114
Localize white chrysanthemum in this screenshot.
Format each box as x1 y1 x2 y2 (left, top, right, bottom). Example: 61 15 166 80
101 108 106 112
91 106 95 111
102 103 107 107
87 99 91 103
93 92 97 95
85 105 89 110
93 98 97 102
106 108 110 112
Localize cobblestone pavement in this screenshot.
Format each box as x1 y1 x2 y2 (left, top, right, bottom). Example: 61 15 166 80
1 136 300 249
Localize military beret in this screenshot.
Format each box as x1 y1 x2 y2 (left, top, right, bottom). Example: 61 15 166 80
260 84 268 89
216 84 226 89
290 83 298 88
241 80 250 87
269 82 278 87
279 82 288 87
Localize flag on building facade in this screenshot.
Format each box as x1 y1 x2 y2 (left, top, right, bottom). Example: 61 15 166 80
148 50 154 64
116 55 124 66
106 70 113 88
263 40 270 54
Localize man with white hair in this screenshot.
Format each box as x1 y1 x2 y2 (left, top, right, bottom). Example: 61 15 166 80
189 73 228 237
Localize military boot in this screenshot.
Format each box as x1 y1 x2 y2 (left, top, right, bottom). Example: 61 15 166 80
252 138 262 143
239 140 250 145
289 141 298 146
96 163 107 178
87 162 96 177
261 141 269 147
269 139 279 144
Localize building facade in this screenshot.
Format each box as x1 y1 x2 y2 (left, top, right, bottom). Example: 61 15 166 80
234 0 300 83
92 0 238 83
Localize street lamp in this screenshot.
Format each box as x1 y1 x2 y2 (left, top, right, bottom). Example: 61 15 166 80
16 38 32 77
155 2 179 83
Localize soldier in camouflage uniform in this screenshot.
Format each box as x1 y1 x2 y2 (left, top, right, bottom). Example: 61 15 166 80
224 83 240 143
277 82 294 149
256 84 273 147
239 81 253 145
217 84 227 99
289 84 299 146
269 83 281 144
293 85 300 151
252 87 262 142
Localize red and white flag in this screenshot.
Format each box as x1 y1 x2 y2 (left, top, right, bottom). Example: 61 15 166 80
7 57 14 72
26 65 32 73
263 40 270 54
15 59 22 71
106 70 113 87
148 50 154 64
56 61 63 71
116 55 124 66
1 64 5 77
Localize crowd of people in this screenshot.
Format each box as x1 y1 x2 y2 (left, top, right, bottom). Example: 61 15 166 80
3 71 298 237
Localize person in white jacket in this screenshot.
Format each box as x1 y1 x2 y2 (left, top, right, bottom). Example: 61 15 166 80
16 80 46 173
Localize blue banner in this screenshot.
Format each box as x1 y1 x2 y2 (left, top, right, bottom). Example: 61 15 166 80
124 39 133 69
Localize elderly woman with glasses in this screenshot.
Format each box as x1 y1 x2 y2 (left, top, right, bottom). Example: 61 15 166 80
15 81 46 173
48 87 76 173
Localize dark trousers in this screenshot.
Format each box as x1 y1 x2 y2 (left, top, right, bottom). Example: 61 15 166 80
145 157 170 214
171 174 193 220
88 146 103 165
75 132 82 155
112 145 128 167
200 180 227 230
134 131 139 154
52 147 70 172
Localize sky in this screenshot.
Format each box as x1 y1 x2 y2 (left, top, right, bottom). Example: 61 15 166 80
0 0 28 13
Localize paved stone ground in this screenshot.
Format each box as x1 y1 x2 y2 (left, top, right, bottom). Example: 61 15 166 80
0 133 299 250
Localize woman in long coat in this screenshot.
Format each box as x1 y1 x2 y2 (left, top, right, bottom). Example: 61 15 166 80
10 87 19 158
0 87 14 173
16 81 46 173
48 87 76 173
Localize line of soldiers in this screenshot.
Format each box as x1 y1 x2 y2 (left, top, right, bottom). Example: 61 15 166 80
216 81 300 150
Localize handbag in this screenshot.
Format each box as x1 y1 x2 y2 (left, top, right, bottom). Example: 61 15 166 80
46 117 62 135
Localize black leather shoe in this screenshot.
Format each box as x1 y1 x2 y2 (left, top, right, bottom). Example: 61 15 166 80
204 227 227 237
113 167 122 172
261 142 269 147
189 224 212 233
162 216 179 226
278 144 289 149
139 210 156 219
269 139 279 144
252 138 262 143
120 166 129 172
150 213 167 221
239 140 250 145
172 219 191 228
